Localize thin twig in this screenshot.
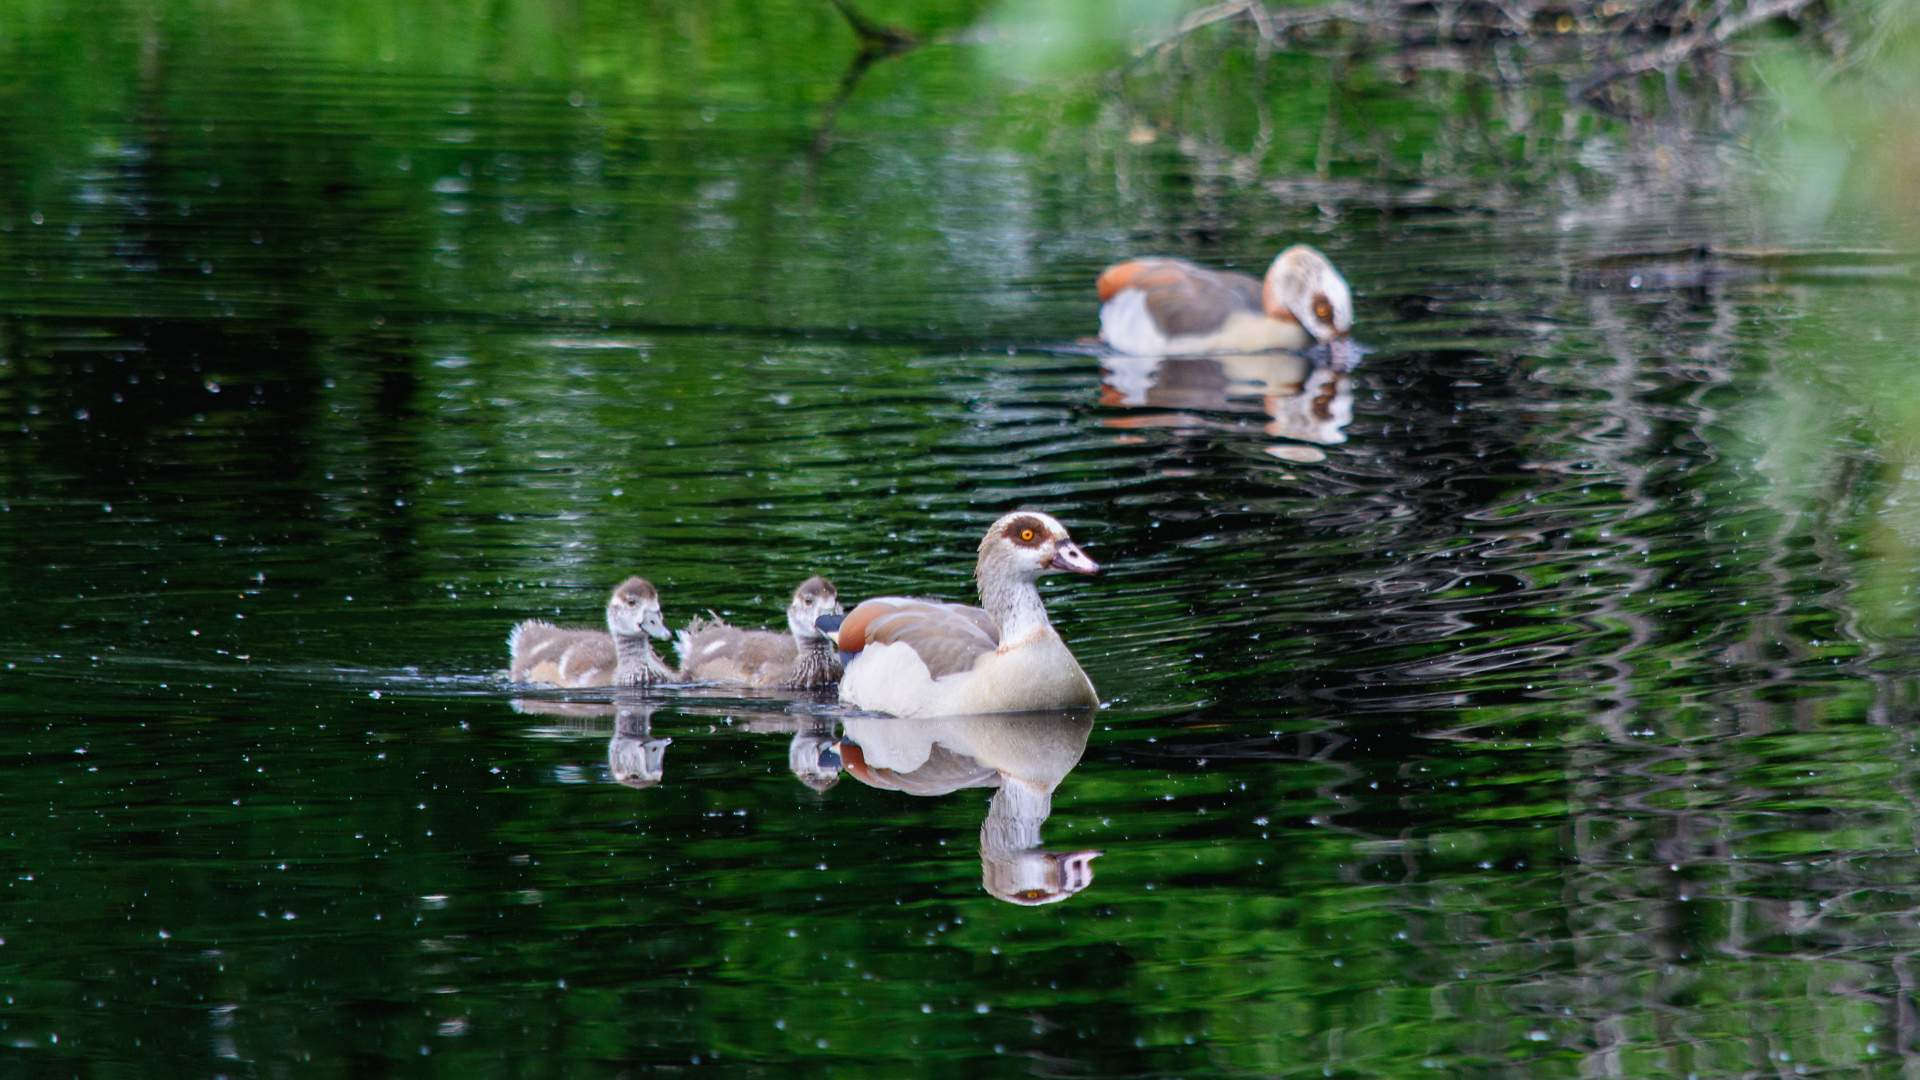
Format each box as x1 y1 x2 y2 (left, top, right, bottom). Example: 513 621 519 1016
1569 0 1821 101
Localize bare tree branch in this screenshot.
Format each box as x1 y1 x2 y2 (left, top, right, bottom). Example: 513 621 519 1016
1570 0 1822 102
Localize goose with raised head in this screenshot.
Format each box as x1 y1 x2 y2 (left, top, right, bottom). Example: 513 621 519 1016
824 512 1100 718
507 576 676 687
1097 244 1355 362
674 576 844 689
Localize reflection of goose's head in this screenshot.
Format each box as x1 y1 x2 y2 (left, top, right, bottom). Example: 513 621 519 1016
607 707 671 789
789 732 842 793
786 576 843 644
1265 367 1353 446
834 711 1101 905
982 849 1102 906
1262 244 1353 344
606 577 670 642
979 776 1102 906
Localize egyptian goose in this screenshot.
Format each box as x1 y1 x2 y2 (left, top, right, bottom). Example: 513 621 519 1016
825 512 1100 718
1097 244 1355 361
835 711 1100 905
674 576 844 688
506 576 676 687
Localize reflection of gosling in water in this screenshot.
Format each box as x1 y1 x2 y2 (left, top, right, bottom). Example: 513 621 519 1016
507 577 676 688
607 706 672 789
510 697 673 788
728 710 845 793
675 576 844 689
788 727 842 792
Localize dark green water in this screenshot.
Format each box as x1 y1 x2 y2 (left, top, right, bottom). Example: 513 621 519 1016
5 1 1920 1076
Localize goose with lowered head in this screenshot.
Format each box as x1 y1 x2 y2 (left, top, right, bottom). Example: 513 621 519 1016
507 576 677 687
823 512 1100 718
675 575 844 689
1097 244 1355 364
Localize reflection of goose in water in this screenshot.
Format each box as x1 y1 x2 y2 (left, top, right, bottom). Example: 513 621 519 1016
835 710 1100 906
1101 353 1353 453
825 512 1100 718
676 576 844 689
1097 245 1354 359
507 577 676 688
509 697 672 789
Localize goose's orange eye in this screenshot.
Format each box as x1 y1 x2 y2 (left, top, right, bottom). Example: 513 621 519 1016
1020 528 1035 542
1313 297 1334 322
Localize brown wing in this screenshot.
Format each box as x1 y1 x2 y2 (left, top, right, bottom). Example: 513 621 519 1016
508 620 616 686
1098 258 1266 338
1143 268 1264 338
679 622 798 685
839 597 1000 679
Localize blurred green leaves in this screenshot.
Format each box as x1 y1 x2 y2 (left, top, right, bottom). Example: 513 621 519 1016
977 0 1187 80
1757 0 1920 239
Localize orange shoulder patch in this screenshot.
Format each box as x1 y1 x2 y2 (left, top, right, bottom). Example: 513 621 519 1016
835 740 870 777
1096 260 1156 303
836 600 891 655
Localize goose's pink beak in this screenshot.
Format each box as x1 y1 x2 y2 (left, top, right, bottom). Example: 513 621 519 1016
1049 541 1099 575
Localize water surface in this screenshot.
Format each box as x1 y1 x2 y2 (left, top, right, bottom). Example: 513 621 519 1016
4 1 1920 1076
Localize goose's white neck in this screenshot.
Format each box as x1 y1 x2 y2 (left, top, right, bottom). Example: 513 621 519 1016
980 776 1053 855
977 571 1052 642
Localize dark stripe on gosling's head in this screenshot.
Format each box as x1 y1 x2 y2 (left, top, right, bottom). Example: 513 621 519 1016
611 576 658 603
795 575 836 604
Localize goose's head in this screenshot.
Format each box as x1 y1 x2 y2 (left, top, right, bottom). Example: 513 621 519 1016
1262 244 1353 344
977 511 1099 584
606 576 670 640
983 849 1103 906
786 575 844 642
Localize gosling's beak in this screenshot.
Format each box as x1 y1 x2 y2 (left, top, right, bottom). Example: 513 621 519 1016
1048 541 1100 576
642 607 671 640
815 612 846 649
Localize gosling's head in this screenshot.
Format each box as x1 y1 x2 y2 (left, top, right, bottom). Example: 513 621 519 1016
605 577 670 641
786 575 843 642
